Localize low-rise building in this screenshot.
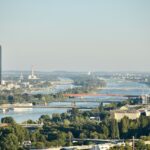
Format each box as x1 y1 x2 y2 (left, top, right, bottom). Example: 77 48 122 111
91 142 125 150
144 109 150 116
113 110 141 121
91 144 113 150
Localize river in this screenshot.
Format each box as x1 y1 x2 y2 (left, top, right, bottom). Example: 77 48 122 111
0 79 149 123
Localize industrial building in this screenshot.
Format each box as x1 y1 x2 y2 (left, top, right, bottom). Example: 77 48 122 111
28 66 38 80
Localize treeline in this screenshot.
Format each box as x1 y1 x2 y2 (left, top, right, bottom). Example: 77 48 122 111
0 89 65 105
0 75 106 104
63 75 106 94
1 106 150 149
0 118 29 150
38 109 150 142
73 75 106 87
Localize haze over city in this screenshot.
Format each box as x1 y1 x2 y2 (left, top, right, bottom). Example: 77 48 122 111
0 0 150 72
1 1 150 150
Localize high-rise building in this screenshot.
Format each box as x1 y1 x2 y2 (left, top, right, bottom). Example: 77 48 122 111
0 45 1 85
142 94 150 104
19 72 24 82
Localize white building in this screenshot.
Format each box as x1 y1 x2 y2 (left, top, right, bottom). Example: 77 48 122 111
91 142 125 150
141 94 150 105
145 109 150 116
28 66 38 80
18 72 24 83
20 72 24 80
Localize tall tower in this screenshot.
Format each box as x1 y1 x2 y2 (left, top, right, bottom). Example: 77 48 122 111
28 65 38 80
19 72 24 81
31 65 34 77
0 45 2 85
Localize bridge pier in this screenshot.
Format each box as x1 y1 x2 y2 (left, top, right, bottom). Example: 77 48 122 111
71 101 76 108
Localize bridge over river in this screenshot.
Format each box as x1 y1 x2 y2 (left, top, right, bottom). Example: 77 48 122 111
0 105 97 112
63 93 141 98
97 87 150 90
0 79 148 123
0 93 141 112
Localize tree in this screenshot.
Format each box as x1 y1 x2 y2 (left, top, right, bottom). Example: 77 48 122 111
90 131 99 139
99 102 104 112
61 112 69 120
1 117 15 124
34 142 45 149
12 124 29 143
140 116 149 128
0 133 19 150
26 119 36 124
120 116 129 138
39 115 50 123
52 113 61 122
101 124 109 138
100 111 110 120
30 130 45 143
57 132 67 146
79 132 87 139
71 108 80 116
110 119 120 139
135 140 147 150
63 119 70 127
67 132 73 146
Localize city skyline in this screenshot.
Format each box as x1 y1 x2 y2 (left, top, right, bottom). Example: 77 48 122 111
0 0 150 72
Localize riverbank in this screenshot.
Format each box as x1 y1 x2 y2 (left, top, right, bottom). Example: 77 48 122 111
0 79 149 123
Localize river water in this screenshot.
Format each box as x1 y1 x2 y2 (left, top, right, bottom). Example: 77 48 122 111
0 79 149 123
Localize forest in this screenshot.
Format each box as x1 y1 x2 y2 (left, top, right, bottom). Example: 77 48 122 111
0 105 150 149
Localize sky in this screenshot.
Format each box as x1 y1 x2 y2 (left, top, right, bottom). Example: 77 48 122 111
0 0 150 72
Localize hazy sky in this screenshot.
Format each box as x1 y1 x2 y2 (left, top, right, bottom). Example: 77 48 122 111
0 0 150 72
